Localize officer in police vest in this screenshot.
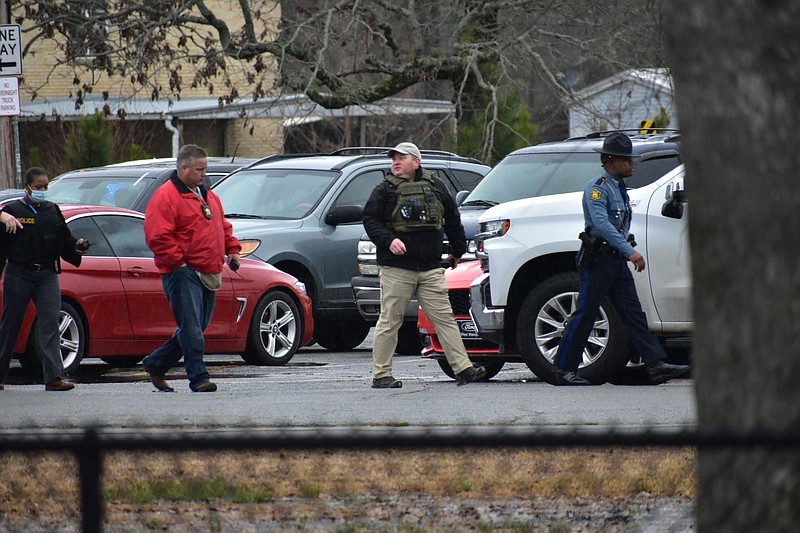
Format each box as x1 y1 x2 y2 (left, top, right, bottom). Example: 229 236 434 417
363 142 487 388
0 167 89 391
550 132 691 385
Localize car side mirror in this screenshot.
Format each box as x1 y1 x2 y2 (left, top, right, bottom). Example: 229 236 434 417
455 190 470 207
325 205 363 226
661 188 687 219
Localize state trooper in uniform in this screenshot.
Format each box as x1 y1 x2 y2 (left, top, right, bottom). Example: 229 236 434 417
0 167 89 391
550 132 691 385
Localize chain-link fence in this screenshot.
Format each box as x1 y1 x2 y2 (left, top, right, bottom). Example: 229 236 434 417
2 425 794 532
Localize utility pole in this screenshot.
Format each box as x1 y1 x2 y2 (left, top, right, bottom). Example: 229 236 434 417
0 0 17 188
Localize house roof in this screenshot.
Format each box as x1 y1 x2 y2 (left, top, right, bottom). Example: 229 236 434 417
19 94 455 125
570 68 673 101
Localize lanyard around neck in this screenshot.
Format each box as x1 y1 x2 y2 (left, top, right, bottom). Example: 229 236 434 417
22 195 39 214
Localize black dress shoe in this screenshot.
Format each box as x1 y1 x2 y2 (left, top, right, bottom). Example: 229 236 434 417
554 369 592 386
646 360 691 384
372 377 403 389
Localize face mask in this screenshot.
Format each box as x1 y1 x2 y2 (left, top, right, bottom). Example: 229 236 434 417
29 189 48 203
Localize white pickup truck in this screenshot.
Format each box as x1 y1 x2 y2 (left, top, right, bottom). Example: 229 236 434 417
469 163 692 383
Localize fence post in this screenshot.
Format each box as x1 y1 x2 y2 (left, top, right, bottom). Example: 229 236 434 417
78 426 104 533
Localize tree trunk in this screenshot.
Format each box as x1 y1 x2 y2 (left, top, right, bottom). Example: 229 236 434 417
666 2 800 531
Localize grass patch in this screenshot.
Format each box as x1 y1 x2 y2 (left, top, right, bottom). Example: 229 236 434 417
0 447 696 511
456 479 473 493
106 478 273 504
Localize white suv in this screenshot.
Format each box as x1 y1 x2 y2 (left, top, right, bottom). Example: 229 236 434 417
469 162 691 383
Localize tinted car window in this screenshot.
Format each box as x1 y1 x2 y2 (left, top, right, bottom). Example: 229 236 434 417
214 169 338 219
94 215 151 258
451 169 484 192
332 170 384 209
428 169 456 196
625 155 681 189
66 216 115 257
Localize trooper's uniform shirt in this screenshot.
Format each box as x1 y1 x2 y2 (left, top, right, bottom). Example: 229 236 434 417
555 169 667 374
583 171 635 258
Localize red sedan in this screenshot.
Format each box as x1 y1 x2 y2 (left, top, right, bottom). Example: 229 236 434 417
417 260 513 381
1 204 314 375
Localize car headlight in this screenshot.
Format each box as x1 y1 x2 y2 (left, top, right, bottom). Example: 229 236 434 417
357 240 376 254
357 239 379 275
480 219 511 238
467 239 477 254
238 239 261 257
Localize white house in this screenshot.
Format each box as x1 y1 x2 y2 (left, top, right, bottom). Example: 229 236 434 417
566 68 677 137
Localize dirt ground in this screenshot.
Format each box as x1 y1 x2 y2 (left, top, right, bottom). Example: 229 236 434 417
1 494 695 532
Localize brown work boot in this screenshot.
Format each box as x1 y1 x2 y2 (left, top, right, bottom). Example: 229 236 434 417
45 378 75 391
454 365 488 386
143 359 174 392
148 374 174 392
193 381 218 392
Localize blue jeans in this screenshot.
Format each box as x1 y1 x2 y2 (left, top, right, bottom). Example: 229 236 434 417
556 252 666 372
144 267 216 390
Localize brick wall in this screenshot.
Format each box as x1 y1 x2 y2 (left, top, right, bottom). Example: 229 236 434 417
17 1 284 161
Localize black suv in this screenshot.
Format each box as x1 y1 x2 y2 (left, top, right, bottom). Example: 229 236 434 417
211 148 490 351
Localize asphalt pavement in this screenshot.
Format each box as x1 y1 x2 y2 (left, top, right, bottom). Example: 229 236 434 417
0 334 696 430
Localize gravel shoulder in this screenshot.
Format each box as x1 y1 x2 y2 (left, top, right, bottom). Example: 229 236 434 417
2 495 695 532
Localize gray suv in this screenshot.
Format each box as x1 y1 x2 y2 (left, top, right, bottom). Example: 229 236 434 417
211 148 490 351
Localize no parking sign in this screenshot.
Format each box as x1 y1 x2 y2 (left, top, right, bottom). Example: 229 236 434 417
0 77 19 116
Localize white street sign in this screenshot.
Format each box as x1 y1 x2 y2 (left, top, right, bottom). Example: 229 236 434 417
0 24 22 76
0 77 20 116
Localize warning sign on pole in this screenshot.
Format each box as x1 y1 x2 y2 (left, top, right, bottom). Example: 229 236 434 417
0 24 22 76
0 77 19 116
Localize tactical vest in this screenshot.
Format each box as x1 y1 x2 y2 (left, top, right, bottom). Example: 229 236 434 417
386 172 444 232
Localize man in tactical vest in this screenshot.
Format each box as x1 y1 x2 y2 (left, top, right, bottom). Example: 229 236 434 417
362 142 487 388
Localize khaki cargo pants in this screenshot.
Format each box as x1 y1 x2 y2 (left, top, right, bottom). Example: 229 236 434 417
372 265 473 379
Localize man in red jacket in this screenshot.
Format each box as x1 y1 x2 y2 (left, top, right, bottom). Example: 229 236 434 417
143 144 241 392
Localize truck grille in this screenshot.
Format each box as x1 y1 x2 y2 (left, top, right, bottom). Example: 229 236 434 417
449 289 471 316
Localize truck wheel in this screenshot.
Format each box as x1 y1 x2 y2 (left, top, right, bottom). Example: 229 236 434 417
313 317 371 351
436 358 504 381
516 272 630 384
395 321 423 355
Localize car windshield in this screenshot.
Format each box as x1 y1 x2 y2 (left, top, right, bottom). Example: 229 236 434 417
213 169 338 219
47 175 151 208
462 152 600 206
